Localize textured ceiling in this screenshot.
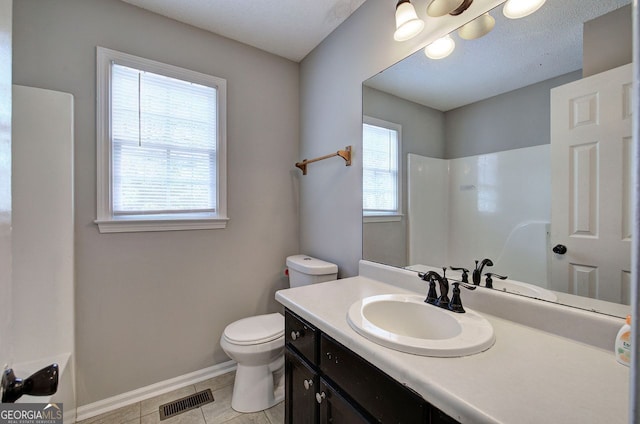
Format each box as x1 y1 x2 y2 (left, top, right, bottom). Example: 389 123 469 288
365 0 631 111
121 0 367 62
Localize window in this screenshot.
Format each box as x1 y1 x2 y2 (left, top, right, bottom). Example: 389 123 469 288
96 47 227 233
362 117 402 222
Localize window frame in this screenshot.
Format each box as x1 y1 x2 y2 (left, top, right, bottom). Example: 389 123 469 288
95 47 228 233
362 116 403 223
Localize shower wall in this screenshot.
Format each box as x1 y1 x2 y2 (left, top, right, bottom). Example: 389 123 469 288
408 145 551 286
12 85 75 419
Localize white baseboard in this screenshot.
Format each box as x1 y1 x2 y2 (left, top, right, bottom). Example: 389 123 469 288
75 360 236 422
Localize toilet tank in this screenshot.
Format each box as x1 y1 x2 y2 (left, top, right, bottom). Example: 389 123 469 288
286 255 338 288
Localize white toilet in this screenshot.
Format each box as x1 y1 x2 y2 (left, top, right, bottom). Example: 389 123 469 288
220 254 338 413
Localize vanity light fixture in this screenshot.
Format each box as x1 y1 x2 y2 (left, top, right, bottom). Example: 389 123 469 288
394 0 425 42
502 0 546 19
458 12 495 40
424 35 456 59
427 0 473 17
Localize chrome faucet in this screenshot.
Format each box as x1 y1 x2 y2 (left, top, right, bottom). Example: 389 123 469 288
472 258 493 285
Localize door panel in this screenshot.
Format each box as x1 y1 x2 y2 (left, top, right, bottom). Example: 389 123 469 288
550 63 632 303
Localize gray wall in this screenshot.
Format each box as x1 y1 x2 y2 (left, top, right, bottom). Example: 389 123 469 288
363 86 446 159
299 0 504 277
362 86 445 267
13 0 300 405
0 0 12 369
444 71 582 159
583 4 632 77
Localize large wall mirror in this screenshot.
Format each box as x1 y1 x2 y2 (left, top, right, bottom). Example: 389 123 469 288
362 0 632 317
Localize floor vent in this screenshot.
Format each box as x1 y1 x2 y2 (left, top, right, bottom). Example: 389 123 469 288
159 389 214 421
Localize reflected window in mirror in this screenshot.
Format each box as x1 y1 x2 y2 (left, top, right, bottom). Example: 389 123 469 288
363 116 402 222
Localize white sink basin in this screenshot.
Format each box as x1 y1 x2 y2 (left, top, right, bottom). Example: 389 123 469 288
347 294 495 357
490 279 557 301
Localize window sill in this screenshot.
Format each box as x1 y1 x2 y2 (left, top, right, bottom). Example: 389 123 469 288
95 216 229 233
363 214 403 223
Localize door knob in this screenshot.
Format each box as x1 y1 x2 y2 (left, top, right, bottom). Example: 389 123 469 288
316 391 326 404
552 244 567 255
303 379 313 390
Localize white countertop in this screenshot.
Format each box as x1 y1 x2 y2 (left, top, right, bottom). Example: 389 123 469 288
276 276 630 424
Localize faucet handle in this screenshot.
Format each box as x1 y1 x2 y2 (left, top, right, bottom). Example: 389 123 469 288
418 271 440 304
422 273 439 305
449 277 480 314
448 282 465 313
450 266 469 283
418 270 440 281
484 272 507 289
425 279 438 305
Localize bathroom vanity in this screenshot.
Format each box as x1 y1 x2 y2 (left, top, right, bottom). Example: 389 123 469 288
285 309 457 423
276 261 630 423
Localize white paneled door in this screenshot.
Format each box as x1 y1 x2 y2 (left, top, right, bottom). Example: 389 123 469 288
550 63 632 304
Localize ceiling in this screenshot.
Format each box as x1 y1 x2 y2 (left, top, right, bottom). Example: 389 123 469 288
365 0 631 111
121 0 368 62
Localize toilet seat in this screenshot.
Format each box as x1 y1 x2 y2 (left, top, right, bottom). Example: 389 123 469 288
223 313 284 345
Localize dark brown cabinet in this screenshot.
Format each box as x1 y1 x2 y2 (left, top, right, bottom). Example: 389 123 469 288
284 309 460 424
318 377 370 424
285 348 318 424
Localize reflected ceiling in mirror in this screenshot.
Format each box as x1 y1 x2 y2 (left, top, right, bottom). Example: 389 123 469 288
367 0 629 112
362 0 632 317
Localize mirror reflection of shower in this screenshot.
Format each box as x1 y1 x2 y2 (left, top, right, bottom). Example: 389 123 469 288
362 0 632 315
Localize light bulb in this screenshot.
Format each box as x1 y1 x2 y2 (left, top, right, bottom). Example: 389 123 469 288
394 1 425 42
424 35 455 59
503 0 546 19
458 13 495 40
426 0 465 17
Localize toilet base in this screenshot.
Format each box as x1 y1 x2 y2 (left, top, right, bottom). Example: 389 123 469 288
231 358 284 413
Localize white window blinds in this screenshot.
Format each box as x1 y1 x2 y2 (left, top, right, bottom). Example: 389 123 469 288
111 63 218 216
363 122 399 214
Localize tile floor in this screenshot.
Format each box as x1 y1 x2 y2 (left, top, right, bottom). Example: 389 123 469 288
77 372 284 424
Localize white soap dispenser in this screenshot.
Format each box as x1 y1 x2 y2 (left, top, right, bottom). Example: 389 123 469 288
615 314 631 366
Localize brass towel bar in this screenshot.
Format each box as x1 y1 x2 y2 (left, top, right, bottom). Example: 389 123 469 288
295 146 352 175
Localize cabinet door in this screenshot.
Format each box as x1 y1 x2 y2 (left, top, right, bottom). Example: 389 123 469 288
320 334 428 423
431 409 461 424
285 310 318 364
317 378 371 424
285 348 318 424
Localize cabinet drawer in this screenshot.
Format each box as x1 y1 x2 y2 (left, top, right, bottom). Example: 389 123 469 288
320 334 428 423
285 310 318 365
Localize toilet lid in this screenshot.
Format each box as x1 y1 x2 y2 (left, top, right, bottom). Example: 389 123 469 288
223 313 284 345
